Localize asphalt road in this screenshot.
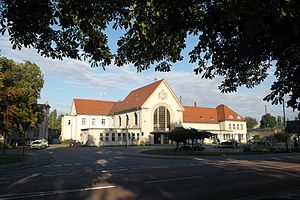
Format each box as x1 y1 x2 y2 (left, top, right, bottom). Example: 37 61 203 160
0 146 300 200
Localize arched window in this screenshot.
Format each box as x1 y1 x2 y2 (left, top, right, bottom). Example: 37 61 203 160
118 116 121 127
153 106 170 131
134 112 138 126
126 114 129 127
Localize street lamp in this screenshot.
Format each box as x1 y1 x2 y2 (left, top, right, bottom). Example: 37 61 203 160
282 99 289 152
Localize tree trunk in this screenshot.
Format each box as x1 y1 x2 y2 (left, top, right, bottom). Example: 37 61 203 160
175 141 179 151
2 131 6 155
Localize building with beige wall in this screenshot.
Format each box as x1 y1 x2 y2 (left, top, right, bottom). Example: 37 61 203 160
61 79 247 146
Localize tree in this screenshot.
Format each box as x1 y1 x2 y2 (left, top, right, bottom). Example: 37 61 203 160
48 109 62 129
260 113 277 129
1 1 300 110
0 56 44 154
277 116 284 128
168 127 189 151
245 117 258 129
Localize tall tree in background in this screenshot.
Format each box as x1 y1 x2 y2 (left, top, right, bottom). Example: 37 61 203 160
277 116 284 128
1 1 300 110
48 109 62 129
260 113 277 129
245 117 258 129
0 56 44 153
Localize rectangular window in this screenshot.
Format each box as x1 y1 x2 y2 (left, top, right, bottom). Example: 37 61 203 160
238 134 244 141
105 133 110 142
122 133 126 142
223 134 231 140
118 133 121 141
92 118 96 126
112 133 115 142
137 133 140 141
237 124 240 130
102 119 105 126
100 133 103 141
229 124 232 130
132 133 135 140
241 124 244 130
233 124 236 130
82 118 86 125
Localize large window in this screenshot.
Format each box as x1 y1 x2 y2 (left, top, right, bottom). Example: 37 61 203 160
134 112 138 126
126 115 129 127
101 119 105 126
92 118 96 126
119 116 122 127
153 106 170 131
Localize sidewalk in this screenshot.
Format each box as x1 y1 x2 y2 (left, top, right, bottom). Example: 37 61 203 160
0 149 56 172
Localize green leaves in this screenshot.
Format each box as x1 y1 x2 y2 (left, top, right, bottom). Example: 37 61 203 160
0 56 44 135
1 1 300 110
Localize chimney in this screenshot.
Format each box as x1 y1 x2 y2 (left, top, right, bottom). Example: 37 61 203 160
194 102 197 107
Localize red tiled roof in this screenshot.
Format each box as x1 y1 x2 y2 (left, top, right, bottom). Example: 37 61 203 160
73 80 164 115
216 104 245 122
183 106 219 123
183 104 245 123
110 80 163 114
73 99 115 115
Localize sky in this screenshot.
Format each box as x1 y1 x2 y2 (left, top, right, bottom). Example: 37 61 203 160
0 29 298 122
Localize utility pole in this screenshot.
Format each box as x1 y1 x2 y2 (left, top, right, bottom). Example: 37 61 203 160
283 99 289 152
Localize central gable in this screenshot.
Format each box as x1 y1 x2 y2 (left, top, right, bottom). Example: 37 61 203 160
110 80 164 114
142 80 184 111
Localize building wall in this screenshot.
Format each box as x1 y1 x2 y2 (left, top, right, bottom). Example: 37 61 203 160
140 82 184 144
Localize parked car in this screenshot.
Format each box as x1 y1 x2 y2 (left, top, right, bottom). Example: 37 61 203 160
219 140 239 148
30 139 48 149
69 139 82 147
250 141 271 151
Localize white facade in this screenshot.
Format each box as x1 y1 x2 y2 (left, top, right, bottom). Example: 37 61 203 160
61 80 247 146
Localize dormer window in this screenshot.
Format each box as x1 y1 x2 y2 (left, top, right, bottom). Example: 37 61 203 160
210 117 213 120
237 116 241 119
229 115 233 119
200 116 204 119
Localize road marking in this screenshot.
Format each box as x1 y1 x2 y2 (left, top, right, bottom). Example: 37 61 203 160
54 165 62 167
0 185 116 199
65 164 72 166
74 163 82 165
146 175 203 184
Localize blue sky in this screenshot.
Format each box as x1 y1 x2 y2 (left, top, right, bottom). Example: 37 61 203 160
0 29 298 122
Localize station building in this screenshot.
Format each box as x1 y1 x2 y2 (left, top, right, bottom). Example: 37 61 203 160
61 79 247 146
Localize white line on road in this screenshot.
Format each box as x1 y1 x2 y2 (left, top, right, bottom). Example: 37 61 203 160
0 185 116 200
146 175 203 184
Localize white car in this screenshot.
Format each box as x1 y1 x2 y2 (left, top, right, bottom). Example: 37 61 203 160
30 139 48 149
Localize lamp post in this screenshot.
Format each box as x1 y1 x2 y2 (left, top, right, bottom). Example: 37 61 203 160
282 99 289 152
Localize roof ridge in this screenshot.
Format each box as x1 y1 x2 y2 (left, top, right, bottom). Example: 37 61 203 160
74 98 116 103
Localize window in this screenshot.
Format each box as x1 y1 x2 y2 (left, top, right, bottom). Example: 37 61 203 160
229 124 232 129
101 119 105 126
92 118 96 126
82 118 86 125
105 133 110 142
153 106 170 131
132 133 135 140
241 124 244 130
223 134 231 140
137 133 140 141
119 116 122 127
237 124 240 130
112 133 115 142
134 112 138 125
126 115 129 127
122 133 126 141
237 116 241 119
100 133 103 141
118 133 121 141
229 115 233 119
233 124 236 130
238 134 244 141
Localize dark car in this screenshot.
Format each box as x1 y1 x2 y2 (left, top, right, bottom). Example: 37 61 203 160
220 140 239 148
69 140 82 147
